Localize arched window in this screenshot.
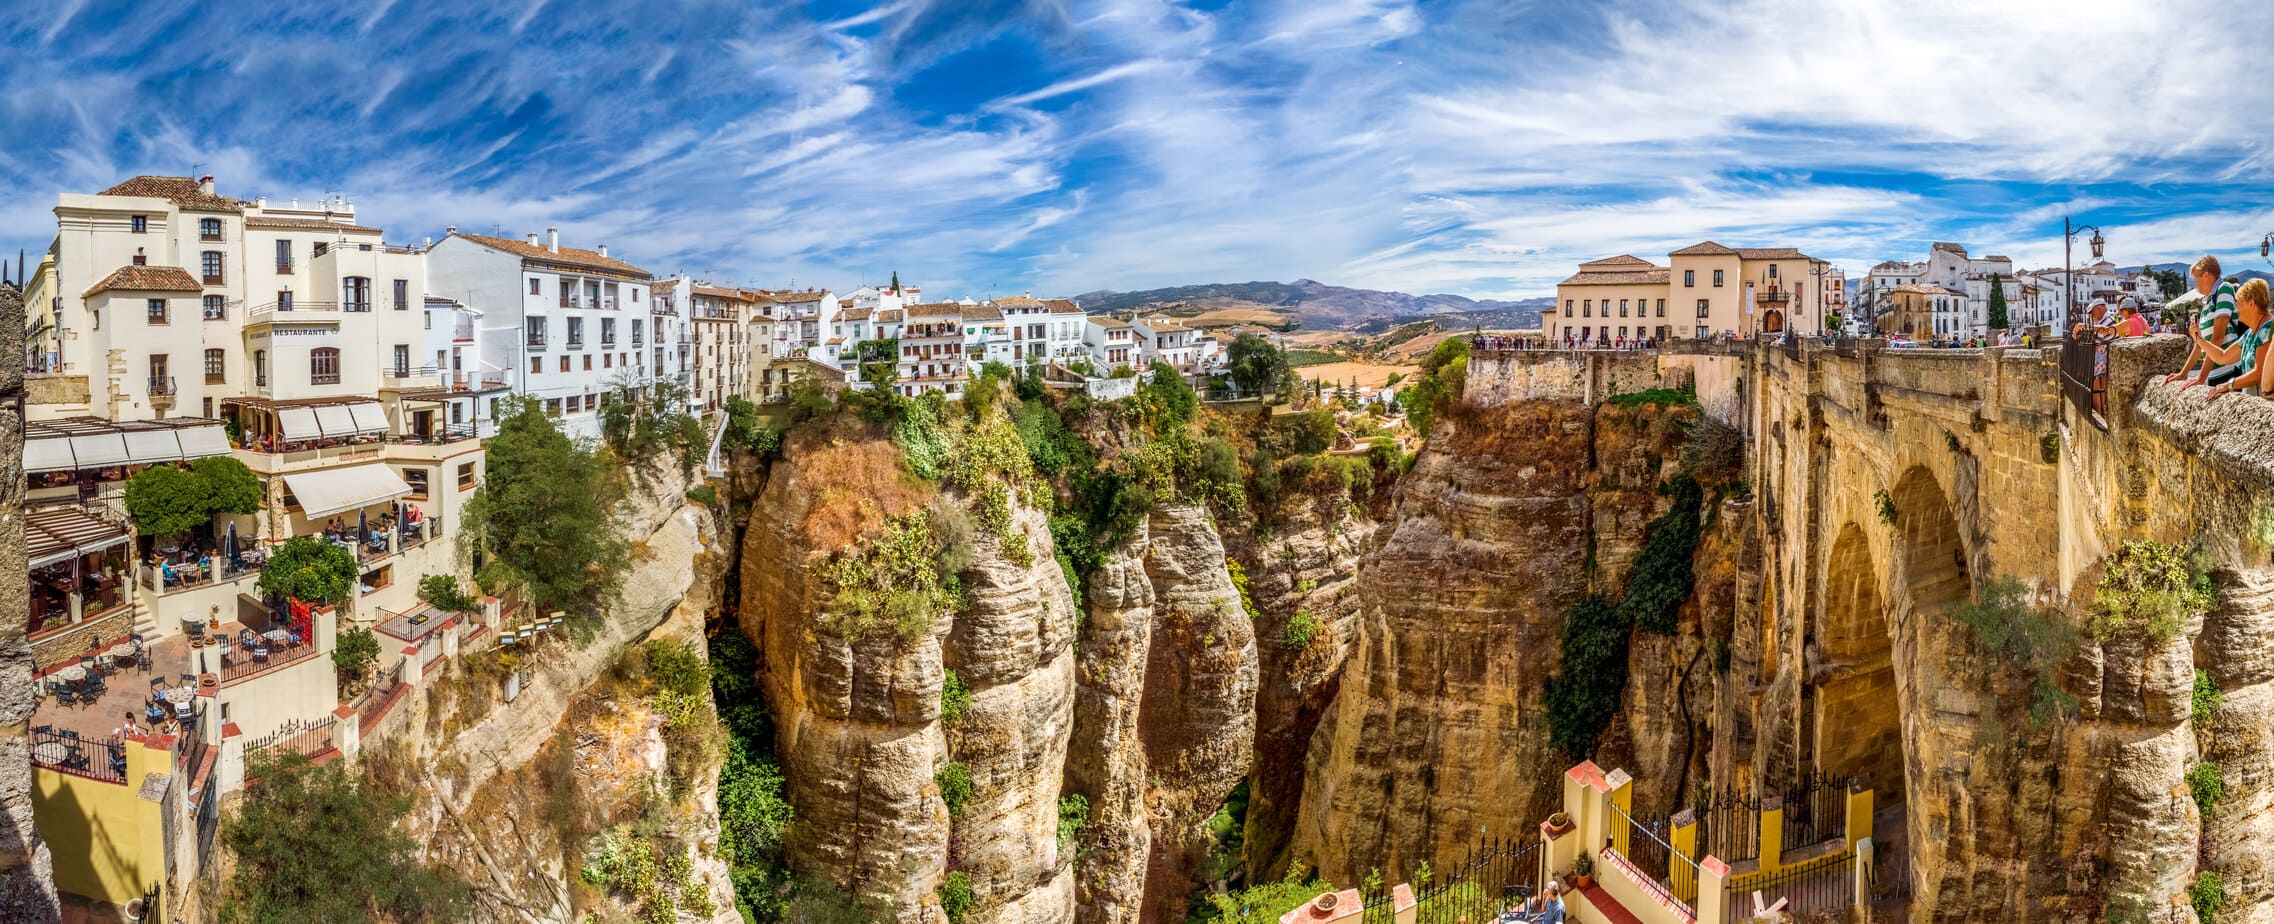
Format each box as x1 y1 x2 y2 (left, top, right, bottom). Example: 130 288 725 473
311 347 341 385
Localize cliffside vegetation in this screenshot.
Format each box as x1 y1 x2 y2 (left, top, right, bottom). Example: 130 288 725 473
1395 337 1469 439
219 753 473 923
462 395 632 618
1951 576 2080 728
2086 540 2214 644
708 626 798 922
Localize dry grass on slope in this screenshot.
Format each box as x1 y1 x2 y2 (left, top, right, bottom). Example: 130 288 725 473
780 417 934 550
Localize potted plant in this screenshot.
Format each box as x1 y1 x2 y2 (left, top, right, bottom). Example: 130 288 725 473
1546 811 1573 834
1571 852 1594 890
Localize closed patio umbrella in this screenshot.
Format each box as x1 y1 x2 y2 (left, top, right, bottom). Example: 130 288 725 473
357 508 368 545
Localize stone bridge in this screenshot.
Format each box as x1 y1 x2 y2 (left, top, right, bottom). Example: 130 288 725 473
1465 338 2274 922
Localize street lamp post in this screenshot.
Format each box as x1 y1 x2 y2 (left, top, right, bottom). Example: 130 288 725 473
2064 217 2105 335
2260 232 2274 269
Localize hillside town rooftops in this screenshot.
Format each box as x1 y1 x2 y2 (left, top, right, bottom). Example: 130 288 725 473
97 175 244 212
454 232 652 279
82 265 203 298
840 306 873 321
907 302 966 318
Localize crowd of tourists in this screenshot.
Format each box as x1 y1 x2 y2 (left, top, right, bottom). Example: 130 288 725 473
1475 334 1660 352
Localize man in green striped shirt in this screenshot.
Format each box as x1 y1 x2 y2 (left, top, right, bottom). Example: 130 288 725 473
2165 255 2242 389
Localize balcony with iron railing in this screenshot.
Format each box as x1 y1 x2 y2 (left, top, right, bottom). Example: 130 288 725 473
148 375 177 397
526 331 549 350
453 318 475 341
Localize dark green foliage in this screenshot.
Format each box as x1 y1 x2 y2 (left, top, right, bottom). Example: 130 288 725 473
941 872 975 923
2040 432 2060 464
2194 670 2224 724
1986 273 2009 330
1285 348 1341 367
258 535 357 605
1398 337 1469 439
1605 383 1698 408
937 762 974 816
1287 408 1336 454
417 574 477 613
599 379 707 473
1057 793 1090 846
461 396 628 616
941 669 972 724
331 627 379 681
2188 762 2226 818
1282 610 1320 650
710 625 797 922
2152 268 2187 301
784 377 837 426
1199 858 1329 921
192 456 265 515
1141 362 1199 426
684 484 719 509
1226 333 1294 397
2191 872 2226 923
1544 595 1629 759
1874 489 1897 525
123 466 211 538
1952 576 2081 727
2087 541 2213 644
855 338 900 387
722 395 783 457
1620 476 1703 635
219 753 472 923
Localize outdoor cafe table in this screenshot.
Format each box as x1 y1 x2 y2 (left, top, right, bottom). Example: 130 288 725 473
54 665 85 683
263 629 290 645
32 742 65 764
162 687 196 705
105 643 136 665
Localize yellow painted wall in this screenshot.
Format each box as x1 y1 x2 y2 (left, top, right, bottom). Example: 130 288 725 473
1551 283 1677 342
1669 255 1743 337
33 738 172 906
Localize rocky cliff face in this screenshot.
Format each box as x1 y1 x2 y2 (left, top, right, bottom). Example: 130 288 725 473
1068 505 1257 924
737 432 1080 923
1288 397 1693 883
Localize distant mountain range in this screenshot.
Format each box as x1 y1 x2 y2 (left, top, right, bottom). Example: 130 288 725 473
1074 279 1552 330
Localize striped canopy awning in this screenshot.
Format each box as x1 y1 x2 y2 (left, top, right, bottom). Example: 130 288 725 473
28 506 131 569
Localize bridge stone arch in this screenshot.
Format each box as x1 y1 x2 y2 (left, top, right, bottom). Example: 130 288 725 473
1812 522 1902 796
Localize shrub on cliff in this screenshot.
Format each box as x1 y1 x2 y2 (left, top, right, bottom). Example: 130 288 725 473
219 753 472 922
1618 476 1703 635
937 762 974 816
1544 595 1629 759
417 573 478 613
1398 336 1469 439
1952 576 2079 728
1199 859 1331 921
258 535 357 606
2087 541 2213 644
709 626 797 922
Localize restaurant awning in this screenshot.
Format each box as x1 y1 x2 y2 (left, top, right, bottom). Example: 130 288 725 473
284 463 414 520
69 433 130 468
27 506 132 569
348 403 391 433
23 418 234 473
276 407 321 440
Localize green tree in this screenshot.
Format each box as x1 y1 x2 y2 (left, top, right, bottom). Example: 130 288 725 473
1986 273 2009 330
2152 268 2187 301
1225 332 1293 399
889 270 901 293
460 396 628 616
123 465 210 538
331 626 380 683
257 536 357 605
417 574 478 612
191 456 265 516
219 753 472 923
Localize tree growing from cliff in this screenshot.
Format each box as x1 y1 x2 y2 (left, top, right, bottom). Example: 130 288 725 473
460 395 628 617
1226 332 1293 399
1399 336 1470 439
220 753 472 922
1986 273 2009 330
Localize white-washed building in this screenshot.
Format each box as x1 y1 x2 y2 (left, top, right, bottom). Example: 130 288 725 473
424 228 655 439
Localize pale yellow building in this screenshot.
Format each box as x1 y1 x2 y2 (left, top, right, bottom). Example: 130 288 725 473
1551 241 1830 342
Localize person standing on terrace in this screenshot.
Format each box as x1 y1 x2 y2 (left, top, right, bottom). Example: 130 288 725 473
2165 255 2241 390
2191 279 2274 399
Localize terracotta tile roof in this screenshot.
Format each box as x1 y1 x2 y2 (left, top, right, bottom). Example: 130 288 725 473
1557 269 1672 286
961 305 1004 321
1089 316 1130 329
762 289 827 302
1044 298 1083 314
1733 247 1812 261
97 176 244 212
1669 241 1738 256
907 302 965 318
874 308 904 323
243 216 382 234
992 295 1045 308
1580 254 1658 268
453 232 652 279
691 284 751 300
81 265 203 298
840 306 873 321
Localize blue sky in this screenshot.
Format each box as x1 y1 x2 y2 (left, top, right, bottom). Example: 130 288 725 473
4 0 2272 300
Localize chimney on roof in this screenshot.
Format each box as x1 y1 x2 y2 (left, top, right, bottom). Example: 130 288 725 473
597 243 608 258
255 196 268 209
528 232 541 246
547 227 559 254
445 226 457 235
198 175 214 194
